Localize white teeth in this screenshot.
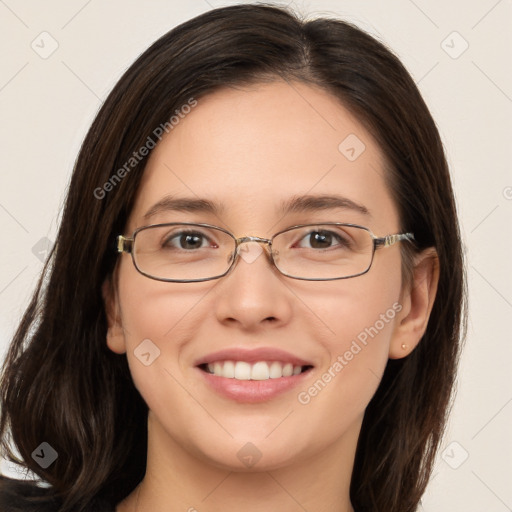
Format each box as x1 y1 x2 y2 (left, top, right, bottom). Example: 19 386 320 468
251 361 269 380
282 363 293 377
269 361 283 379
234 361 251 380
223 360 235 378
204 360 305 380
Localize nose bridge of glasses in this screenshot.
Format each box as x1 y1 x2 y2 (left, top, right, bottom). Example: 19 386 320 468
230 236 276 267
235 235 272 246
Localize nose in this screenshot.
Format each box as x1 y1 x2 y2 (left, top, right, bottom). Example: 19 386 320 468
212 239 293 331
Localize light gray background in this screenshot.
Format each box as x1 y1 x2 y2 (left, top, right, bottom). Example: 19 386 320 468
0 1 511 510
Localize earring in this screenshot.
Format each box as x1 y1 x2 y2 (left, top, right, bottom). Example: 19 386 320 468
401 343 407 350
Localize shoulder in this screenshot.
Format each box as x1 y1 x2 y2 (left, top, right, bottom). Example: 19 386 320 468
0 475 115 512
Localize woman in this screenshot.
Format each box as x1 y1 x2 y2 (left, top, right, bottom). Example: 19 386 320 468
0 4 466 511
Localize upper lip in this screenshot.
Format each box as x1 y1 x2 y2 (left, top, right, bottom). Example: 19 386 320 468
194 347 314 367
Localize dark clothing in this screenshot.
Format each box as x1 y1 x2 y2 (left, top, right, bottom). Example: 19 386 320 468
0 476 116 512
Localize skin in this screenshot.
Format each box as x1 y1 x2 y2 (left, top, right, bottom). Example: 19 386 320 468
105 81 439 512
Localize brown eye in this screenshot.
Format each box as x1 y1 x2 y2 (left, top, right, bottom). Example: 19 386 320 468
162 230 211 250
296 230 351 250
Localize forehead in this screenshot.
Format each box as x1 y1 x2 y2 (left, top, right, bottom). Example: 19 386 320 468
128 81 398 234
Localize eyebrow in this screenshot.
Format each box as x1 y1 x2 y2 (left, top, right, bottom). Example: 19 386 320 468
143 193 371 220
143 196 224 219
278 194 371 217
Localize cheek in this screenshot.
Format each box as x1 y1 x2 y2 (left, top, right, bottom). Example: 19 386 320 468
115 263 209 389
329 295 400 389
117 256 205 341
300 266 402 406
307 259 401 348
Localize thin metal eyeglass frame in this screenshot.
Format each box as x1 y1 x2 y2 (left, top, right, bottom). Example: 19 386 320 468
116 222 415 283
116 222 414 283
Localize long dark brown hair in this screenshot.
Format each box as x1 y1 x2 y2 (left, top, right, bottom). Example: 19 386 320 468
0 4 466 511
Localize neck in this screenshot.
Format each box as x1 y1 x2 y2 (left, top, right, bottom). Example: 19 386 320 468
117 412 360 512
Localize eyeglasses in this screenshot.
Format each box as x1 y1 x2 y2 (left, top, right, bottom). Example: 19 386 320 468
116 222 415 282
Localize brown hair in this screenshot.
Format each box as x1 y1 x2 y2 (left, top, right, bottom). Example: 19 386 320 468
0 4 466 511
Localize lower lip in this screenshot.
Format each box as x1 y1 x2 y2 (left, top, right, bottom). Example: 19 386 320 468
196 367 313 403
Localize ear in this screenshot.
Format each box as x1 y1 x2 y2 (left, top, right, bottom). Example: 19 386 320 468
102 273 127 355
389 247 439 359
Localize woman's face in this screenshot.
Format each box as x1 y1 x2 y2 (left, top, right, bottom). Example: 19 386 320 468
107 81 409 471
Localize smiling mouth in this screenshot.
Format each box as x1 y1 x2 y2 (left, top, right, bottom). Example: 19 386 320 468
198 361 314 380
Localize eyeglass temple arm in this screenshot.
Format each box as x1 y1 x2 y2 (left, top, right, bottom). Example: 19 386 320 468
374 232 415 249
117 235 133 253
